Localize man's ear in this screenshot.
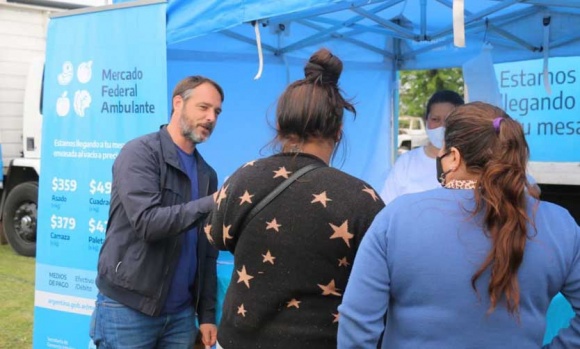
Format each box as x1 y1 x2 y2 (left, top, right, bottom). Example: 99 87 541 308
172 95 183 113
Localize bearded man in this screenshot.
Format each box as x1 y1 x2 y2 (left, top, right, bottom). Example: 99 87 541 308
91 76 224 349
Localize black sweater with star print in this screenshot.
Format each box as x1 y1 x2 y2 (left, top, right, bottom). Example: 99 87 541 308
207 153 385 349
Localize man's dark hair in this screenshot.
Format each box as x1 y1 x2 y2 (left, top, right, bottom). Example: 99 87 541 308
171 76 224 114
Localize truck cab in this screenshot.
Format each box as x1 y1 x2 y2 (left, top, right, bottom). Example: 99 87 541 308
0 57 43 256
397 115 428 154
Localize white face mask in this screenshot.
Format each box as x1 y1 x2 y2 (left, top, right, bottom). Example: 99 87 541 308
426 126 445 149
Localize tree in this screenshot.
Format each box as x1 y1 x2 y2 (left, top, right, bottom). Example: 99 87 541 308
399 68 464 117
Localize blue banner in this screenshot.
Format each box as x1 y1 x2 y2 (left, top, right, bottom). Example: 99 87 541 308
33 3 167 348
495 57 580 162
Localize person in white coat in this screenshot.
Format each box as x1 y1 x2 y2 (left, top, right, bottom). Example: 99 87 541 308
380 90 464 204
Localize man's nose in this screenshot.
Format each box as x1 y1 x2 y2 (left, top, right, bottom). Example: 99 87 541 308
206 110 217 122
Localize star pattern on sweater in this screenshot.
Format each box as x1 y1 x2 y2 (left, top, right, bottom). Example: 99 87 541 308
223 224 233 245
311 191 332 208
237 265 254 288
243 160 256 168
318 279 342 296
239 190 254 205
237 304 247 317
203 223 213 243
207 157 386 335
273 166 292 179
262 250 276 265
266 218 281 232
362 185 379 201
338 257 350 267
329 220 354 247
216 184 229 209
286 298 301 308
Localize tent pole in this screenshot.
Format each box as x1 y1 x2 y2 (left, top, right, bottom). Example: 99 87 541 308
279 27 366 54
350 7 418 41
278 1 400 54
527 0 580 8
420 0 427 39
439 0 540 52
297 20 394 58
431 0 524 41
487 24 541 52
221 30 278 54
391 22 402 166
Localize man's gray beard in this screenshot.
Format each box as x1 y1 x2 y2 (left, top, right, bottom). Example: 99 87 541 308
180 118 205 144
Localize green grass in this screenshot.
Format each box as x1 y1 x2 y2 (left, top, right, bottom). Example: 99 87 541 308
0 244 35 348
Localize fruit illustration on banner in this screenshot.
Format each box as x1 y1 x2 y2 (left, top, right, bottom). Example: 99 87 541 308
74 90 92 117
57 61 73 85
56 91 70 117
77 60 93 84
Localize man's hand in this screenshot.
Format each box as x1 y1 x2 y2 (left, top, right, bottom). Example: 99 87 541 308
199 323 217 348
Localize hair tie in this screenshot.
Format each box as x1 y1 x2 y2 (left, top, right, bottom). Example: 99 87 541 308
492 117 504 134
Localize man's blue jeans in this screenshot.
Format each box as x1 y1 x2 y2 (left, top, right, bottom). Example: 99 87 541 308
90 293 197 348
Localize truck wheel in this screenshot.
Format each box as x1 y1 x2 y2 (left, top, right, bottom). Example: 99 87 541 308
2 182 38 257
0 224 6 245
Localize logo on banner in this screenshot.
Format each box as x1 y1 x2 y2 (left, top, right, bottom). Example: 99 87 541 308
56 60 93 117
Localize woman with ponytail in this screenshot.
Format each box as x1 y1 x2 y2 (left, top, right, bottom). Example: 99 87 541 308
207 48 384 348
338 102 580 348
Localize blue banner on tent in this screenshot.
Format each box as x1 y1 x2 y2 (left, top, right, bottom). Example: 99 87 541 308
495 57 580 162
33 3 167 348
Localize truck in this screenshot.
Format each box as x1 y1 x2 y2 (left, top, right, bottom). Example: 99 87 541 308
0 0 106 256
397 115 428 153
0 2 57 256
0 56 44 256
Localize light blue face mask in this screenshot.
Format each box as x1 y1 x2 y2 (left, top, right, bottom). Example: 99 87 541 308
426 126 445 149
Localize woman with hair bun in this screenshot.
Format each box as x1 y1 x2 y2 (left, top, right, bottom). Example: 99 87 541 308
338 102 580 348
207 48 384 348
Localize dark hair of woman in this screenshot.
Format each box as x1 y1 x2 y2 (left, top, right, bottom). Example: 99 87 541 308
425 89 465 118
444 102 539 317
275 48 356 152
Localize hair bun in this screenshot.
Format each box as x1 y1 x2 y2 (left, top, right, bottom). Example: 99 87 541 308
304 48 342 85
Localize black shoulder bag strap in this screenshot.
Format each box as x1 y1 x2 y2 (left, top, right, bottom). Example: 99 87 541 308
238 162 324 233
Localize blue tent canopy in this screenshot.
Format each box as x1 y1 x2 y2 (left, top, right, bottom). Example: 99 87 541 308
167 0 580 68
160 0 580 191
